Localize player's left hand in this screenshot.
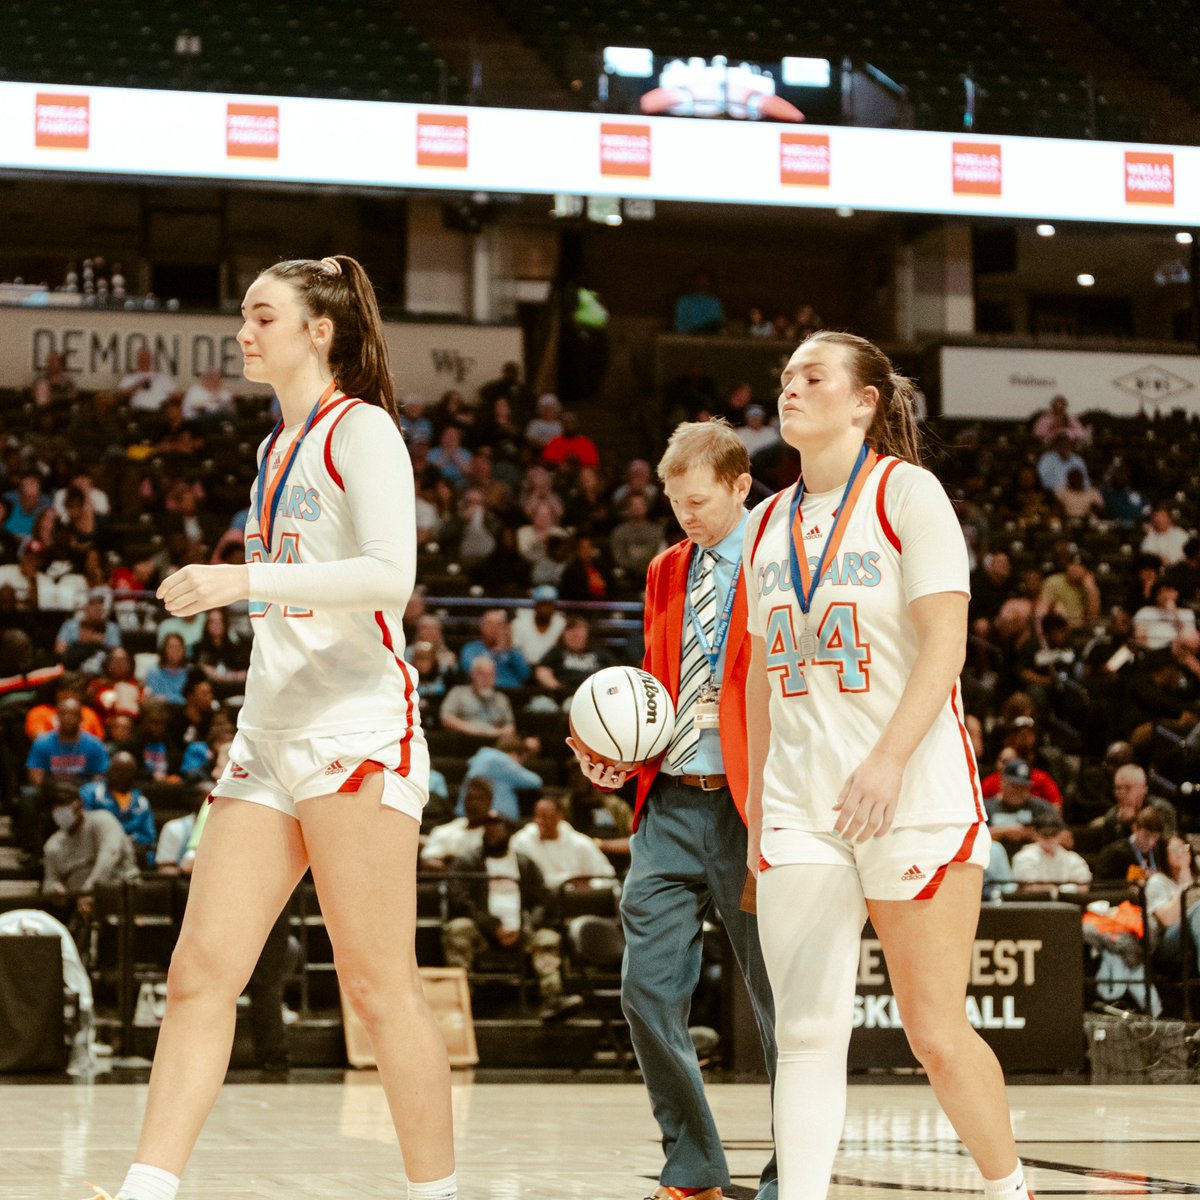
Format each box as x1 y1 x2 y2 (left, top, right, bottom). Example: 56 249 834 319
158 564 249 617
833 751 904 843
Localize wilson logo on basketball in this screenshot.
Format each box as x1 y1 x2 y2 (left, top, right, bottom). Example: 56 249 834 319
1125 151 1174 206
638 672 660 722
226 103 280 159
600 123 652 178
780 132 830 187
35 93 90 150
417 113 469 169
952 142 1002 196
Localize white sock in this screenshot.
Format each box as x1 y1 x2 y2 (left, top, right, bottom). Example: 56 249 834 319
119 1163 180 1200
408 1171 457 1200
983 1160 1028 1199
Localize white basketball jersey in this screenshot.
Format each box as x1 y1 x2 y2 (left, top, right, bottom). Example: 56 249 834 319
238 397 419 741
744 455 983 833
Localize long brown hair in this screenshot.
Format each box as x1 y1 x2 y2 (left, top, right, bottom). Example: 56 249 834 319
259 255 398 422
802 330 922 464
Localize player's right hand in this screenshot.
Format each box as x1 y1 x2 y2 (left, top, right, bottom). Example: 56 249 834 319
566 737 633 790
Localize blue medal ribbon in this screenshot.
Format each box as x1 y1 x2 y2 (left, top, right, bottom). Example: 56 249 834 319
685 548 741 683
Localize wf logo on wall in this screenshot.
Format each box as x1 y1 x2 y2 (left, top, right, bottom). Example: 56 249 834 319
1113 364 1194 403
430 349 477 383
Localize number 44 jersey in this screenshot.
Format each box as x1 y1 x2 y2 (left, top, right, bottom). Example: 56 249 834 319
744 455 984 833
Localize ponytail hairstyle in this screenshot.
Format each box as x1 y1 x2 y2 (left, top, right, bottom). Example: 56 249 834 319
259 254 399 424
801 330 923 465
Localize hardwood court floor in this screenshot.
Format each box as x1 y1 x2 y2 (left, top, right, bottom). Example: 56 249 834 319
4 1077 1199 1199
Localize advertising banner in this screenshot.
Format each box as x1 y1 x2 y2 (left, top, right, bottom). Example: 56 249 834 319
940 345 1200 419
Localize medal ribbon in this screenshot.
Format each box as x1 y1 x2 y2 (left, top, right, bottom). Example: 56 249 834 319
685 550 741 680
255 381 340 552
787 444 878 619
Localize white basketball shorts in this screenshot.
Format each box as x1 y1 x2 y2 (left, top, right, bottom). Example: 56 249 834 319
759 821 990 901
212 727 430 823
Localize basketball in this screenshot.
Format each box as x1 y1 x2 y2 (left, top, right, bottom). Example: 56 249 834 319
568 666 676 765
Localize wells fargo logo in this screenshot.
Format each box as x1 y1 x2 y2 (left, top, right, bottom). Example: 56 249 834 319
1125 151 1174 206
35 94 90 149
226 104 280 158
780 132 830 187
600 122 651 178
417 113 469 168
952 141 1002 196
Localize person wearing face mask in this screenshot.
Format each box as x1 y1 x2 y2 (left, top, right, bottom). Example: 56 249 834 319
42 780 137 923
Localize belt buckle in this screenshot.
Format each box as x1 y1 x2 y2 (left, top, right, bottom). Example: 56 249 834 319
699 774 720 791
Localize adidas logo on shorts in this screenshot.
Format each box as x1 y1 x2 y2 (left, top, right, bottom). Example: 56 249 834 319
900 864 926 882
324 760 348 776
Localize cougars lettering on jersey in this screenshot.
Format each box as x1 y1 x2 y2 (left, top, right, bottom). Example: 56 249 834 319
239 396 420 742
744 455 982 833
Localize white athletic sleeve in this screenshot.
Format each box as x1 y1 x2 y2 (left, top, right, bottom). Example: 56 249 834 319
742 496 777 638
883 463 971 605
246 404 417 611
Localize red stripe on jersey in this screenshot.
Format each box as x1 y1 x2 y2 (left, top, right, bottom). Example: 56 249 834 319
876 457 903 552
323 398 365 491
338 758 385 793
913 823 982 900
375 610 416 778
950 682 986 821
749 490 788 567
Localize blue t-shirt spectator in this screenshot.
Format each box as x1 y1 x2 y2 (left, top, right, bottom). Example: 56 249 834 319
3 488 49 538
80 779 158 863
56 616 122 651
145 665 189 705
674 290 725 335
1036 448 1089 493
459 641 530 689
26 730 109 781
456 746 542 821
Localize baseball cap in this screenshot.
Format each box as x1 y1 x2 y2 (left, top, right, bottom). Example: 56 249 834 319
1002 758 1032 786
1033 811 1065 834
531 585 558 603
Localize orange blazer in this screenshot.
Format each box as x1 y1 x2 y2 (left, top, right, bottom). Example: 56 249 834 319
632 537 751 830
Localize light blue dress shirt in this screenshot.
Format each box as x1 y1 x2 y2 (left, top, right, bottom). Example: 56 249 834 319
660 510 749 778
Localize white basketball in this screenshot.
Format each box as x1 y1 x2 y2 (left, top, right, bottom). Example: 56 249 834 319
568 666 676 765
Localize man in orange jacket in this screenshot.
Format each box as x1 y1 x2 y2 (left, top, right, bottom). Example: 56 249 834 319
572 420 777 1200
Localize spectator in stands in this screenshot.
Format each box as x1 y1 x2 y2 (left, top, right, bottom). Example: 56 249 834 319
118 346 176 412
400 391 435 447
439 655 516 739
517 498 567 569
1141 507 1190 566
982 838 1016 901
413 468 454 545
1101 463 1146 528
446 486 499 571
25 672 105 741
524 393 565 450
460 610 530 689
33 351 78 410
1032 394 1089 445
1167 537 1200 609
87 648 144 725
409 643 451 720
156 604 206 653
746 306 774 338
42 779 137 918
511 585 566 666
1086 763 1177 845
674 270 725 335
479 361 533 426
565 770 633 862
1036 432 1090 494
1125 554 1164 617
0 539 51 609
129 694 184 784
1011 812 1091 894
476 395 525 468
156 783 208 875
735 405 781 458
443 813 582 1022
1120 648 1195 732
1095 806 1164 883
519 465 564 523
26 698 109 789
981 742 1063 809
559 534 610 602
458 732 543 822
611 458 661 515
428 425 474 489
1133 578 1196 651
1037 548 1100 632
609 494 666 580
181 368 234 422
194 607 249 685
433 388 477 443
2 470 49 539
65 390 125 448
969 551 1013 631
1015 612 1079 714
535 617 614 701
723 381 753 427
80 750 157 867
172 670 217 749
985 758 1060 855
1056 467 1105 521
542 411 600 470
511 796 615 890
53 592 121 659
1007 464 1058 524
145 632 191 705
52 465 110 522
1147 834 1200 975
407 614 458 677
421 778 494 870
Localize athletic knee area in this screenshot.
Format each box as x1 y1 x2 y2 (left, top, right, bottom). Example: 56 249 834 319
339 962 422 1030
902 1012 977 1071
166 938 251 1004
776 1011 853 1060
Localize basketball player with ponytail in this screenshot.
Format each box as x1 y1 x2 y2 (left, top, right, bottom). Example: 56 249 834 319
744 331 1032 1200
85 257 456 1200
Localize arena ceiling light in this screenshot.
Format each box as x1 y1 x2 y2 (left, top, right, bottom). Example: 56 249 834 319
602 47 655 77
781 57 832 87
1036 224 1055 236
1076 273 1096 286
1176 231 1194 244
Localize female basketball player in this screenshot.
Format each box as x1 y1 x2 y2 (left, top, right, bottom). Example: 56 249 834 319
87 257 456 1200
743 330 1031 1200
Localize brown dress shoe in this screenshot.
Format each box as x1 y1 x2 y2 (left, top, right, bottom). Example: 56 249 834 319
647 1188 724 1200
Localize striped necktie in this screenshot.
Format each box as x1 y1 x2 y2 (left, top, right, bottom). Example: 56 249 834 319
666 547 717 769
